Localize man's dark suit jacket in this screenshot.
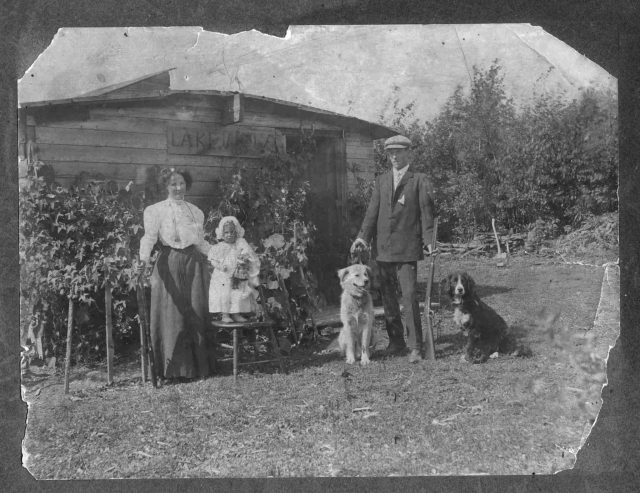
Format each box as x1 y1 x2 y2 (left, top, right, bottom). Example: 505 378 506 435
358 168 435 262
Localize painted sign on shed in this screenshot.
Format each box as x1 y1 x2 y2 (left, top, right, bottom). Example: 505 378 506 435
167 123 285 157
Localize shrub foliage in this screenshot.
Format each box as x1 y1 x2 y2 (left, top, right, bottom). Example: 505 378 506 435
350 62 618 242
19 176 147 363
204 136 322 336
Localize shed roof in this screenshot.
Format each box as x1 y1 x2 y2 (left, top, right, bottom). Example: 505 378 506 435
19 25 616 125
22 67 396 140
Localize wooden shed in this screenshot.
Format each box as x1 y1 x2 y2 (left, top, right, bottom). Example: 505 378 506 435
18 69 394 238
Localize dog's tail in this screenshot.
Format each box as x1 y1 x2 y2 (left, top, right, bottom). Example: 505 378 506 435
499 332 533 357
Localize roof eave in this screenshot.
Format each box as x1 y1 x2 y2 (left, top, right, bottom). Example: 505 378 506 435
20 78 396 139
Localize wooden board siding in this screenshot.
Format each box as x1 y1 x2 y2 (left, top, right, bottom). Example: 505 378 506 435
35 126 166 150
28 93 377 214
32 145 260 168
344 131 376 192
27 115 168 135
338 135 349 234
243 98 344 133
89 105 222 124
30 96 238 208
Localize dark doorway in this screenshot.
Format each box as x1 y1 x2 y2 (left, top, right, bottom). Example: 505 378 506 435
304 134 348 304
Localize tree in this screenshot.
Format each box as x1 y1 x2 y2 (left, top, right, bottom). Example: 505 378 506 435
359 62 618 241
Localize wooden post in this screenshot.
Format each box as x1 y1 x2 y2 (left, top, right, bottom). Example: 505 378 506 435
233 327 238 383
137 286 149 383
277 275 299 345
18 108 27 161
423 218 439 361
63 297 75 394
105 284 114 385
136 277 157 388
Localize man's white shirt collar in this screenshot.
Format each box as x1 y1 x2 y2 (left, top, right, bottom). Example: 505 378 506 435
393 165 410 190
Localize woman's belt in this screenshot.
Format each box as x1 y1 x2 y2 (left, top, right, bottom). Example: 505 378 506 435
160 244 197 253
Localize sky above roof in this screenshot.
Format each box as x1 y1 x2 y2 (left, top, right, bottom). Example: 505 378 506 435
18 24 616 125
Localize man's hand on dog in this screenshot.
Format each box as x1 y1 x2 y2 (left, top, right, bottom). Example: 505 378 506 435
350 238 368 254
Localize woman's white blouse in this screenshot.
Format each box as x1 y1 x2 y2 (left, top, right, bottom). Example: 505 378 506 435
139 199 211 262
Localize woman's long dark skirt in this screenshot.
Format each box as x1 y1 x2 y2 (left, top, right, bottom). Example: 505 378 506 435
150 245 212 379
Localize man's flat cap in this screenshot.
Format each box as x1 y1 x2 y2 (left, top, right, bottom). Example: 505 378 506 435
384 135 412 150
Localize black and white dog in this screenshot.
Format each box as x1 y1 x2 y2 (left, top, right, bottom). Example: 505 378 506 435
445 272 510 363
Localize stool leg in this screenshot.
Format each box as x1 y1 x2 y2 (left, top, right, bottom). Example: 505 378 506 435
253 328 259 361
233 327 238 382
212 326 218 373
269 327 286 374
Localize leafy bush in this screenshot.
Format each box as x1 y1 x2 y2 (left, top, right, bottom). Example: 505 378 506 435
19 175 146 363
514 90 618 227
205 139 322 337
355 62 618 243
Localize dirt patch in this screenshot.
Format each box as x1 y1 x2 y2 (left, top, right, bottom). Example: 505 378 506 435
21 255 619 478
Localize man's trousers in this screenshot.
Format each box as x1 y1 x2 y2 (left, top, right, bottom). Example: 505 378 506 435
377 261 423 351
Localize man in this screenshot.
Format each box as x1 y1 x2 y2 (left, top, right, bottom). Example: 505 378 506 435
351 135 435 363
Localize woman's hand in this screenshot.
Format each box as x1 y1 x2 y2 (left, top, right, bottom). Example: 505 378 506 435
136 260 153 282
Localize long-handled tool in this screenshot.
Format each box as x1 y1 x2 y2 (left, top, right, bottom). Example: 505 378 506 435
136 270 157 388
492 218 508 267
423 217 439 361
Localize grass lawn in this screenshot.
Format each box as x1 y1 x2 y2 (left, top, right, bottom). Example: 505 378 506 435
21 254 619 478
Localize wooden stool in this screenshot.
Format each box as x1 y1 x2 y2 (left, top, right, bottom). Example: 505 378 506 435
210 319 287 381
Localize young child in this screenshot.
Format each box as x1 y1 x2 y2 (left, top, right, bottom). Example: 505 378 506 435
208 216 260 323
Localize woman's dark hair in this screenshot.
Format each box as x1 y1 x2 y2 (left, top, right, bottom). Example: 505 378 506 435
159 167 193 191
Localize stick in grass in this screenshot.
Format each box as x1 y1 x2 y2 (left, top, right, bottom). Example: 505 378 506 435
423 217 439 361
137 285 148 383
105 283 114 385
137 271 157 388
63 297 74 394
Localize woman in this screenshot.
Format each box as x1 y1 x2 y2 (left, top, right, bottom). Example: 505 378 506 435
138 167 213 382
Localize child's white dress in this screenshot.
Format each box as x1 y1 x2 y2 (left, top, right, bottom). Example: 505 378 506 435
208 238 260 314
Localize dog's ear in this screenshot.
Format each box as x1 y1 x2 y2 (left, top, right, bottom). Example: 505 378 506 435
337 267 349 283
443 274 454 293
466 273 476 293
365 265 372 278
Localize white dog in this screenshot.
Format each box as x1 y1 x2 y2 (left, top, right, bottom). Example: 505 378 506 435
337 264 374 365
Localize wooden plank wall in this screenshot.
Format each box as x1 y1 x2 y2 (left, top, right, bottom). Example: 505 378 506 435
27 94 375 213
29 95 231 210
344 130 376 191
